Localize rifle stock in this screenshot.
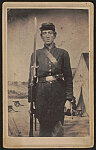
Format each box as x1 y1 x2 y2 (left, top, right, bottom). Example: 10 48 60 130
29 100 33 137
29 66 38 137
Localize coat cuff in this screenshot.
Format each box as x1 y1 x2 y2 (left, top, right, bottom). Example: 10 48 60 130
65 95 73 101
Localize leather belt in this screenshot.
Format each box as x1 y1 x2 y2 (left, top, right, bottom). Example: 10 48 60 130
38 74 64 83
38 76 56 82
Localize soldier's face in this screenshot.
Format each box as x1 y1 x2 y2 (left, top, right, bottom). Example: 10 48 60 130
41 30 55 45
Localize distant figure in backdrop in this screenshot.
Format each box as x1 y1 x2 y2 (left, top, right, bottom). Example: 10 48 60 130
28 22 73 137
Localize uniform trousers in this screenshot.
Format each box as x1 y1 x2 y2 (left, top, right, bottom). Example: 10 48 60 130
39 120 64 137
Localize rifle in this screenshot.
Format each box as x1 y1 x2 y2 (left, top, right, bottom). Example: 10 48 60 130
29 17 38 137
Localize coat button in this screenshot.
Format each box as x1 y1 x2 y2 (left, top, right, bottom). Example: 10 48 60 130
49 69 51 72
50 81 52 84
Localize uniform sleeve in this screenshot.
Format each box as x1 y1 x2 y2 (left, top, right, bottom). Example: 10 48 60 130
63 51 73 101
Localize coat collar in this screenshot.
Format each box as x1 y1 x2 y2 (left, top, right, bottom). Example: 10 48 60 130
43 43 56 51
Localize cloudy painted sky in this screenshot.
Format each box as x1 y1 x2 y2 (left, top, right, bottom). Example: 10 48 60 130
7 9 89 81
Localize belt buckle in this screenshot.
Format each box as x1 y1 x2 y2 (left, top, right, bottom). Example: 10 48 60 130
46 76 55 82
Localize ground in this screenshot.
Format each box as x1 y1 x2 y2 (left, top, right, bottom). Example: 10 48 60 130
8 99 89 137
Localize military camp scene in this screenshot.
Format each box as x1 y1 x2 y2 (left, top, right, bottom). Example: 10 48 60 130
7 9 89 137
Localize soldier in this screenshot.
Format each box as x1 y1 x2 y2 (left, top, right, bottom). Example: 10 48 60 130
28 22 73 137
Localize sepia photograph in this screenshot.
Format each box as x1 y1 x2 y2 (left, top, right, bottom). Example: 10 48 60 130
3 2 94 148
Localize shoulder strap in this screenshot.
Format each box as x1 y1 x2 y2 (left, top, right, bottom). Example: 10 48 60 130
43 49 57 66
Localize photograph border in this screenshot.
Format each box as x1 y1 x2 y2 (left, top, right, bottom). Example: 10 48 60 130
2 2 94 148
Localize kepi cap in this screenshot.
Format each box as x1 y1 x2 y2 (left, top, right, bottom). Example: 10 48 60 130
40 22 55 32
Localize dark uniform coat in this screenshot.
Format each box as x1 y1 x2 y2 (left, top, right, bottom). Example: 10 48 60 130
28 43 73 127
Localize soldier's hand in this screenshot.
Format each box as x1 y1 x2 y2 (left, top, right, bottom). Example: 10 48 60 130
65 100 72 110
28 103 31 115
33 76 37 84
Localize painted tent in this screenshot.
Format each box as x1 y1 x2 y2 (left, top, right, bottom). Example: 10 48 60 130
73 53 89 115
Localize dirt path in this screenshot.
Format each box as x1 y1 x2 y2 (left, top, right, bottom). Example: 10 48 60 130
64 116 89 137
